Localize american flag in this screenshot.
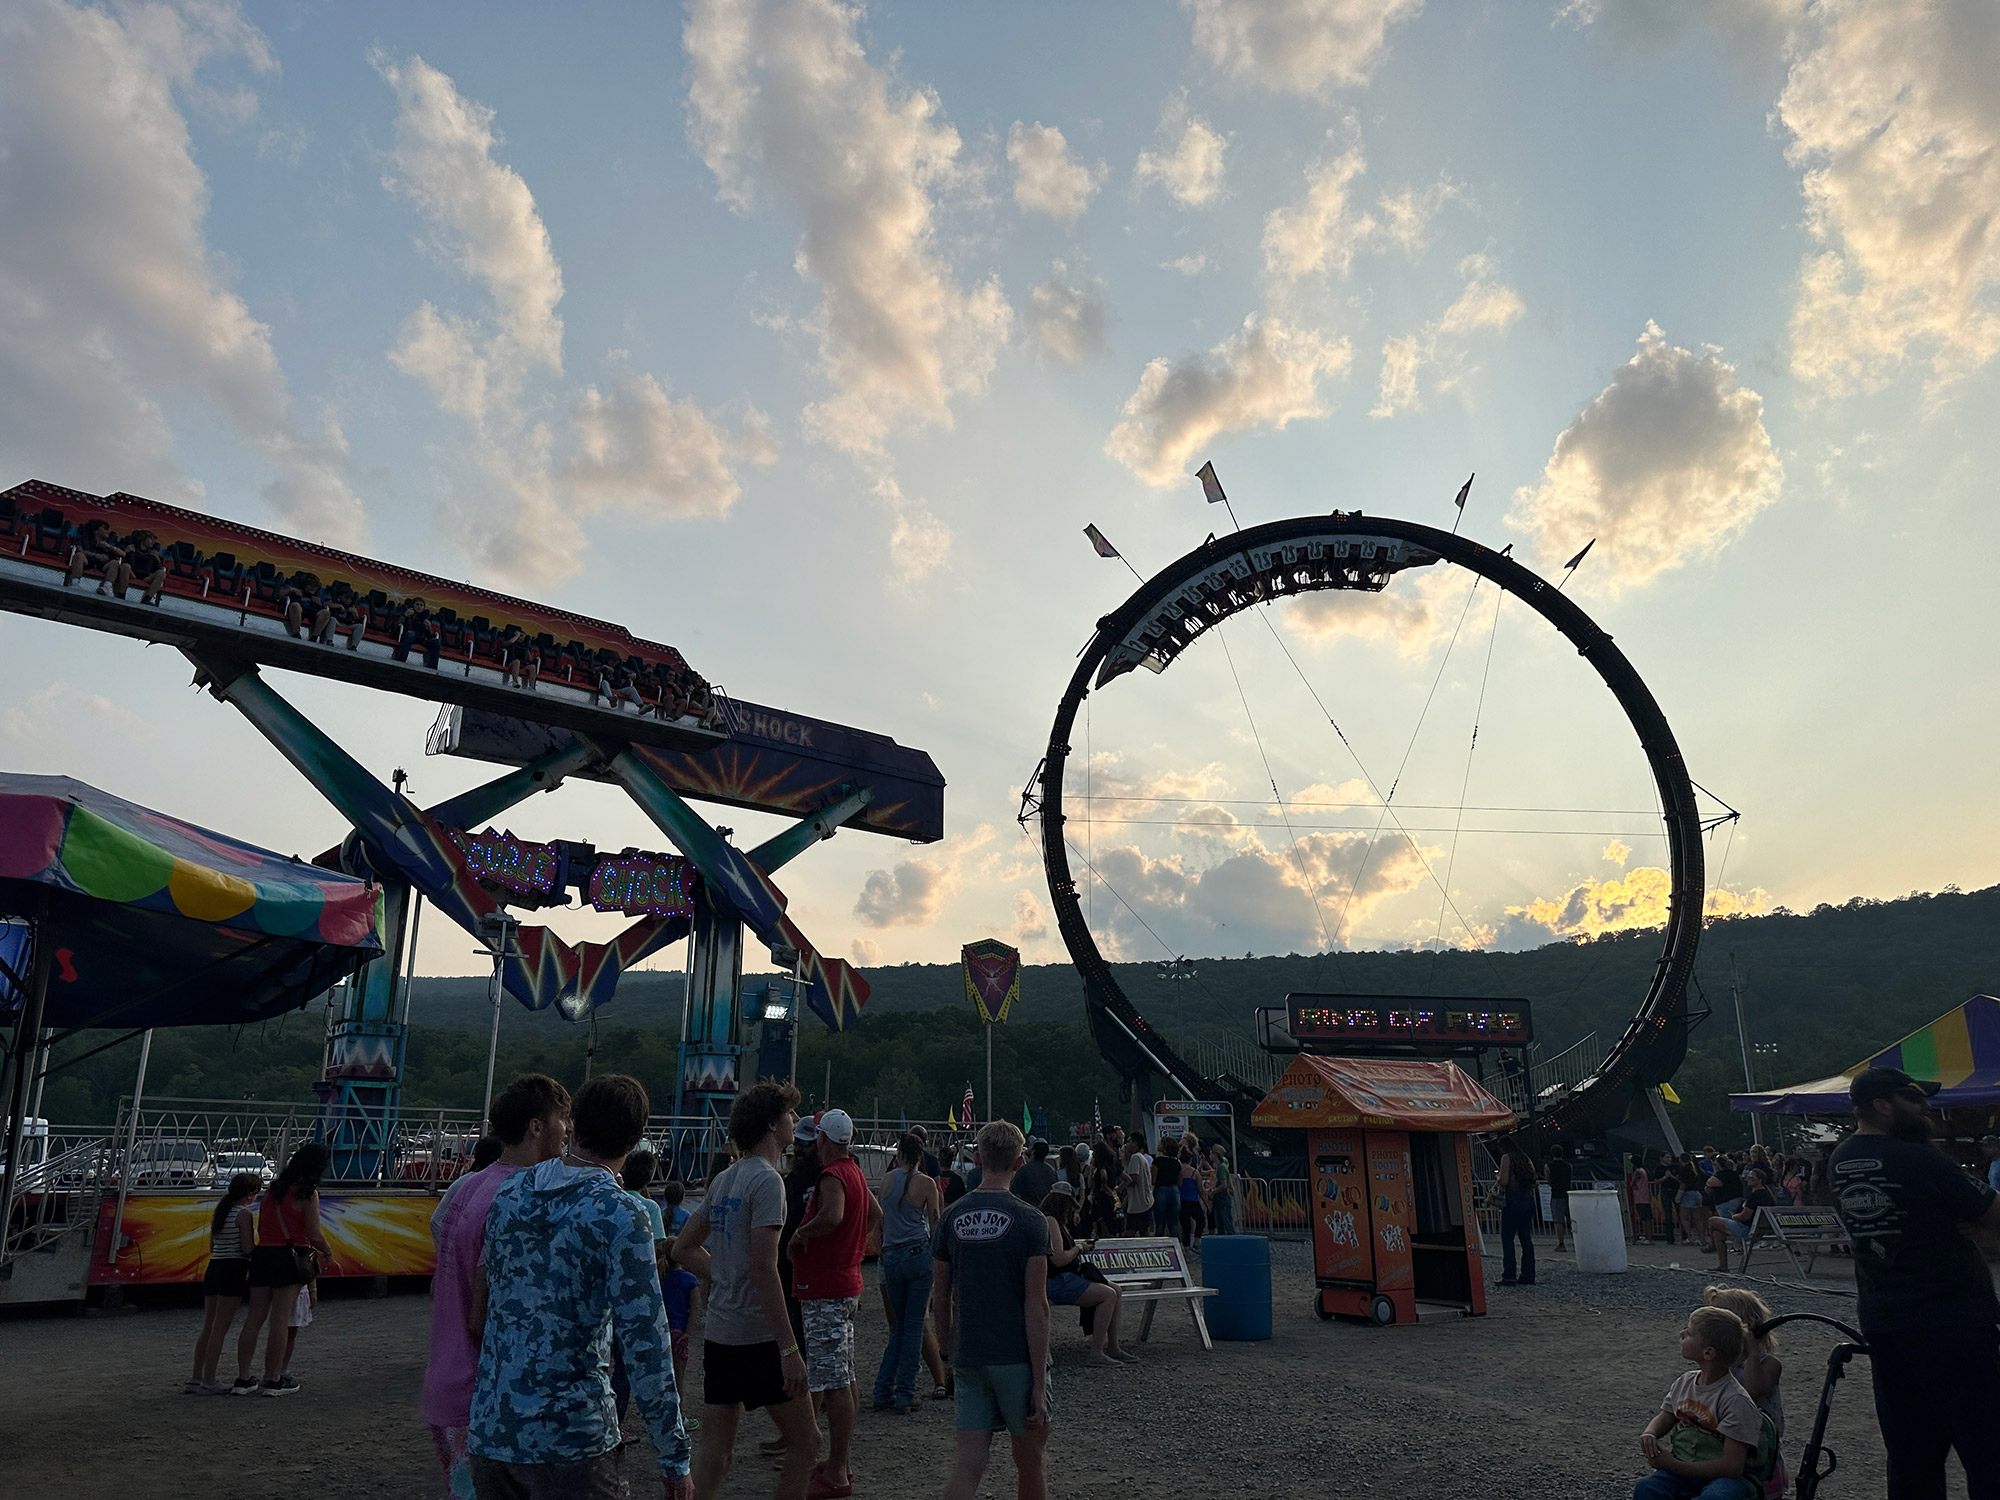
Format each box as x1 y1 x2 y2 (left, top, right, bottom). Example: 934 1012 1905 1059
961 1084 975 1127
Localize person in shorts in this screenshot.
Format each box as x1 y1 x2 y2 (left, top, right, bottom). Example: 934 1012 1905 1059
1546 1145 1573 1253
787 1109 879 1500
673 1081 817 1500
933 1121 1051 1500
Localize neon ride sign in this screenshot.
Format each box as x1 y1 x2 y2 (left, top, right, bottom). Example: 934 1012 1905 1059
444 828 696 919
1285 994 1533 1048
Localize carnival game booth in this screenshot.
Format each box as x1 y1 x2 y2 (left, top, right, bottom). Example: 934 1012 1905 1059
1252 1055 1514 1326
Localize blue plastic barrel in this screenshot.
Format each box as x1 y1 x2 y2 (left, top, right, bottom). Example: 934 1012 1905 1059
1199 1234 1272 1340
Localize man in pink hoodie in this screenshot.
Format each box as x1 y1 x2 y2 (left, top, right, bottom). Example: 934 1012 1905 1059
420 1074 570 1499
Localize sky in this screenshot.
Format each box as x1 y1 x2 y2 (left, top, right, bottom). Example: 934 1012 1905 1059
1 0 1996 980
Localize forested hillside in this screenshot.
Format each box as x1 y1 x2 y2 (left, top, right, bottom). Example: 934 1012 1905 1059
33 885 2000 1146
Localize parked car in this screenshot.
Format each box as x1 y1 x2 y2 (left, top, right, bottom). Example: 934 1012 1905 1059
209 1150 273 1189
128 1137 211 1187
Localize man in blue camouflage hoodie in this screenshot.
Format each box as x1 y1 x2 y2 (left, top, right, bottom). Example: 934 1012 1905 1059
471 1073 691 1499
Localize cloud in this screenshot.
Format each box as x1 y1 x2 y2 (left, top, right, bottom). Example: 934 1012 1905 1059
0 0 363 543
1279 564 1470 657
1106 315 1351 488
1185 0 1424 95
1371 253 1523 417
1134 96 1228 208
684 0 1011 460
1012 890 1051 943
1007 121 1105 224
1089 826 1433 958
1163 254 1210 277
376 52 564 376
1262 135 1456 292
4 682 148 745
1028 265 1106 367
1506 322 1782 591
853 824 995 929
1505 865 1769 941
850 936 882 965
377 54 755 582
1775 0 2000 394
565 376 775 517
1602 839 1631 865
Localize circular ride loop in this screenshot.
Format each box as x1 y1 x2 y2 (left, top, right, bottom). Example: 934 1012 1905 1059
1023 511 1705 1144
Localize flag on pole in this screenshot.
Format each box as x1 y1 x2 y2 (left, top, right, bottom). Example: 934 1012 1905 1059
961 939 1021 1025
899 1109 908 1131
961 1083 975 1127
1453 473 1474 510
1563 537 1596 571
1084 523 1120 559
1093 1098 1102 1135
1196 460 1226 506
1022 1100 1033 1136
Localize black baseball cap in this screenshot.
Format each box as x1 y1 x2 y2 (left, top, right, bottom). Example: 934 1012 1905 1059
1849 1067 1941 1107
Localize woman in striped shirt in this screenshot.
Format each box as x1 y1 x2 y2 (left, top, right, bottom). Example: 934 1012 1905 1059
187 1173 261 1394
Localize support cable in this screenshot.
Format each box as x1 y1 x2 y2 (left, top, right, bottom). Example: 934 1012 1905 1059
1430 582 1506 983
1212 618 1337 961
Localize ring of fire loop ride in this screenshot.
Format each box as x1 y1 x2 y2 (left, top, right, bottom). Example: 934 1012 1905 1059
1024 509 1706 1146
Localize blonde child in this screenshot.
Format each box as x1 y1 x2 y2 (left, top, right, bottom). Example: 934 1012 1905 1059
1705 1287 1785 1497
1634 1305 1773 1499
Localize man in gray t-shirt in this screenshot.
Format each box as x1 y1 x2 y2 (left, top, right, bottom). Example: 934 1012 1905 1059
697 1154 785 1342
672 1082 817 1500
932 1121 1050 1500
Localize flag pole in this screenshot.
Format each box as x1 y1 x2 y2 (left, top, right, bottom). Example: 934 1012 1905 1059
985 1022 993 1127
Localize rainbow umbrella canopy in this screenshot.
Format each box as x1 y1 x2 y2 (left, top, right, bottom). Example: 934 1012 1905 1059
0 774 380 1030
1732 995 2000 1114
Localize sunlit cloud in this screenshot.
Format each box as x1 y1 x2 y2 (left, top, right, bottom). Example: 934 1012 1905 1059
1185 0 1425 95
1506 864 1769 940
1506 321 1781 592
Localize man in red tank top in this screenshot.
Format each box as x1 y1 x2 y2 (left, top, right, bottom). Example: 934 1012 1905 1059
787 1109 881 1500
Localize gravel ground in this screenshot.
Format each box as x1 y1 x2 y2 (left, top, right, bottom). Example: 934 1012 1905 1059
0 1237 1964 1500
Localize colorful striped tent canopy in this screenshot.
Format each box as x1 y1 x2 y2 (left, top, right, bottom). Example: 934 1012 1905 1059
1731 995 2000 1114
0 774 380 1029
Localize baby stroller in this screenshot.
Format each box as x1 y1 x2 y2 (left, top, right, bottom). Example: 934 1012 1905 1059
1751 1312 1869 1499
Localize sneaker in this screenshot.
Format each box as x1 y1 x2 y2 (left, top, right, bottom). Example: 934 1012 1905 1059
228 1377 261 1396
261 1376 301 1398
181 1379 204 1395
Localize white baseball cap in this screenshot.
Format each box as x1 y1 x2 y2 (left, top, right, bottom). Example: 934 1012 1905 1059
817 1108 855 1144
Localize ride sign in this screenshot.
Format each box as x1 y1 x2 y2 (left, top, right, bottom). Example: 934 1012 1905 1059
1156 1099 1229 1116
1285 994 1533 1048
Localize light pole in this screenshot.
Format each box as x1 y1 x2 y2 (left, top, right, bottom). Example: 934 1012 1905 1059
1729 955 1761 1148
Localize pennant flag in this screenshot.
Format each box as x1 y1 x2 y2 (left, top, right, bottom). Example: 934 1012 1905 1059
1093 1098 1102 1134
1563 537 1596 572
961 938 1021 1025
899 1109 908 1131
1084 523 1120 559
1453 473 1474 510
961 1082 975 1127
1022 1100 1033 1136
1196 460 1227 506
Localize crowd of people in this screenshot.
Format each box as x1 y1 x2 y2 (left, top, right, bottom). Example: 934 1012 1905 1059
41 507 715 721
390 1081 1223 1500
174 1061 2000 1500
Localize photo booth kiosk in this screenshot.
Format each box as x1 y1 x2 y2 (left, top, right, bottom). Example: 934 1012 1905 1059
1251 1055 1515 1325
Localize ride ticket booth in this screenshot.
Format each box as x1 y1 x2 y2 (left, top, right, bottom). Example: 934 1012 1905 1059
1252 1054 1515 1325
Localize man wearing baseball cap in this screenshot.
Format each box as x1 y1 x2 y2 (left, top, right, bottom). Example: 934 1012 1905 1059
786 1108 879 1500
1830 1066 2000 1497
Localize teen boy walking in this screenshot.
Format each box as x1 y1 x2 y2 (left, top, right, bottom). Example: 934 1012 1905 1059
932 1121 1051 1500
672 1081 818 1500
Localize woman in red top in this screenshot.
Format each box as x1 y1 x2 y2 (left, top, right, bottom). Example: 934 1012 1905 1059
233 1143 333 1396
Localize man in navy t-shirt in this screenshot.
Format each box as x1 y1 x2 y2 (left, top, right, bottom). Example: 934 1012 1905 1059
1831 1067 2000 1498
932 1121 1050 1500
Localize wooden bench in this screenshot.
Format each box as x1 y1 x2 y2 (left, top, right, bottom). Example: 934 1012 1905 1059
1735 1205 1851 1277
1083 1236 1218 1349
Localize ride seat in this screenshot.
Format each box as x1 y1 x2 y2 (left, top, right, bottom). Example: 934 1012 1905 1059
28 508 70 560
